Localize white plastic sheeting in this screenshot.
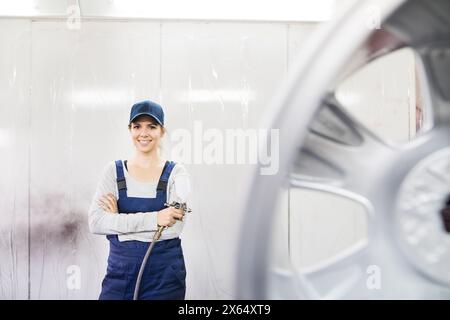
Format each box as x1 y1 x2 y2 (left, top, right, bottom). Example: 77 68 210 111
0 18 417 299
0 19 302 299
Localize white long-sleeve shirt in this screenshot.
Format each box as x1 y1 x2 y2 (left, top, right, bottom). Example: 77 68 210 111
88 160 190 242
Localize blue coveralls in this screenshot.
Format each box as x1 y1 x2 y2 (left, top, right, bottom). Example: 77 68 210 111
99 160 186 300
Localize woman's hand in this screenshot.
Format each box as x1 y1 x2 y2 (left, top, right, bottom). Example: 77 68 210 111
98 193 118 213
157 206 184 227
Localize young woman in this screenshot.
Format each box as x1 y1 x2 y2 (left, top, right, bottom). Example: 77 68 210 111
88 100 190 300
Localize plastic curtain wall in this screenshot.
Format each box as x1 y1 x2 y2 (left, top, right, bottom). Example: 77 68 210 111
0 19 415 299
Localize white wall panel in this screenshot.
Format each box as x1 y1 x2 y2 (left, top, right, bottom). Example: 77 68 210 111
0 19 31 300
336 48 416 143
29 21 161 299
161 22 287 299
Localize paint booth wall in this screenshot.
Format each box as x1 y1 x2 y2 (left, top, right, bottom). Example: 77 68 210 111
0 19 415 299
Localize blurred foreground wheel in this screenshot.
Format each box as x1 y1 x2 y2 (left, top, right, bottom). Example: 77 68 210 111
238 0 450 299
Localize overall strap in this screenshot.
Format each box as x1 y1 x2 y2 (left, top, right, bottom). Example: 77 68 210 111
157 161 176 195
115 160 127 199
115 160 176 198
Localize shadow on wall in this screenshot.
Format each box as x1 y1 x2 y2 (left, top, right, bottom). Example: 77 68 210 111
0 192 89 250
0 191 105 299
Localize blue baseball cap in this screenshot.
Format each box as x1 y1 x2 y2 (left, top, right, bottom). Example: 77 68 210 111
129 100 164 126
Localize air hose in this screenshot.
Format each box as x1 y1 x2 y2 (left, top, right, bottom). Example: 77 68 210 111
133 225 165 300
133 202 191 300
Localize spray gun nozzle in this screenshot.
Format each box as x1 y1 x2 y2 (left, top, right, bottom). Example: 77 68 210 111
164 201 192 214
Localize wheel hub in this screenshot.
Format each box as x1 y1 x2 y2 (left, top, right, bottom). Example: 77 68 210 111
396 147 450 284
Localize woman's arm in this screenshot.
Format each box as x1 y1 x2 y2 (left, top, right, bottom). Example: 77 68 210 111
88 161 158 235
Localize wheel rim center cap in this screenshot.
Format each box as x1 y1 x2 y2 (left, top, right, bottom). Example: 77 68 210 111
396 147 450 284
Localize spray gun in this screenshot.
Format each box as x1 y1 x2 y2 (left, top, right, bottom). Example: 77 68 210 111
133 201 191 300
153 202 192 241
153 202 192 240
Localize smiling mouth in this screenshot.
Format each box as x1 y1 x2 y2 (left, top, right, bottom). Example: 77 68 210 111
138 140 152 146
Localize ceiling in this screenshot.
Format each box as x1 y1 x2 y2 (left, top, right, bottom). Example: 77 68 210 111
0 0 351 22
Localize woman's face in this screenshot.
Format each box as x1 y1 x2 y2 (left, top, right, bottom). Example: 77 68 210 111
129 115 164 154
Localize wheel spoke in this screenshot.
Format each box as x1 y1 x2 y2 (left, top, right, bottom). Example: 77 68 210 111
290 95 395 203
298 241 369 299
